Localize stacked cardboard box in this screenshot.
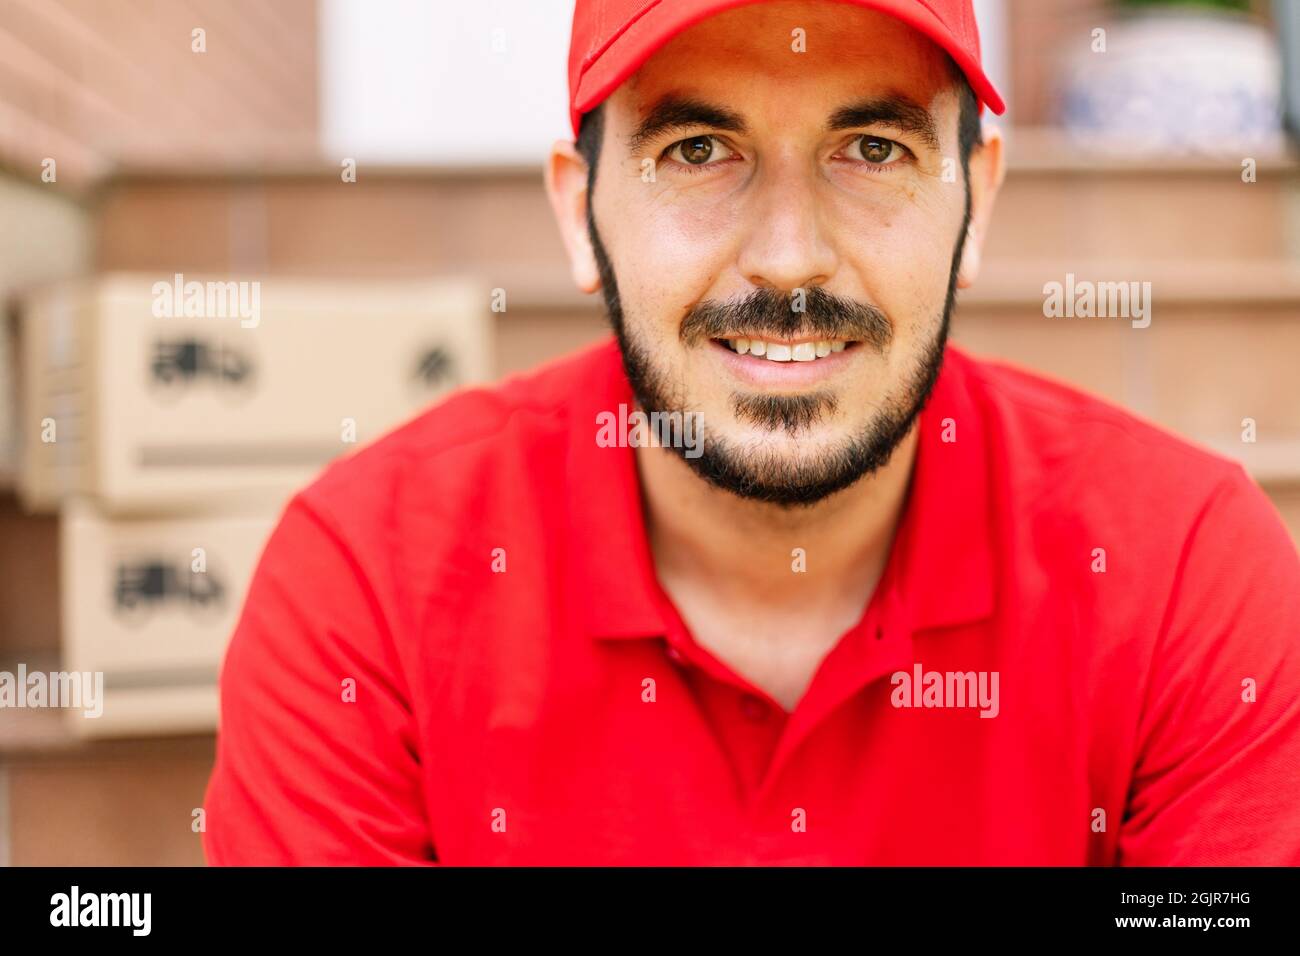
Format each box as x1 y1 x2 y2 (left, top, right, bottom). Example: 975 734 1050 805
16 274 490 737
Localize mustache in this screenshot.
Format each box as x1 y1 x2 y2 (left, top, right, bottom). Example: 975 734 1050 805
679 287 892 350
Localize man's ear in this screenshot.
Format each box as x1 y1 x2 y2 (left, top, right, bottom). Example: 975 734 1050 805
545 140 602 294
955 124 1005 290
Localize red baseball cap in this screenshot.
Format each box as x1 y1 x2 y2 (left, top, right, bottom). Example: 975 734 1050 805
567 0 1006 136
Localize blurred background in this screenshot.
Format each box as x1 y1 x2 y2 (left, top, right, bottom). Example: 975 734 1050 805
0 0 1298 865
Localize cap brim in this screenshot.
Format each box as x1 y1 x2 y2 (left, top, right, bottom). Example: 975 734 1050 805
571 0 1006 136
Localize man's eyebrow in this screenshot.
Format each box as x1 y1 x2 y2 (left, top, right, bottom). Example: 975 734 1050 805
626 95 748 152
827 97 940 152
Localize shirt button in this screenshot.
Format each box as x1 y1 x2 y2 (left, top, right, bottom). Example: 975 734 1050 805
665 644 684 663
740 694 768 722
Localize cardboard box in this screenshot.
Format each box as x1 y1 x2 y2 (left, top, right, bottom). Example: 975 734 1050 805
59 496 277 738
19 274 490 513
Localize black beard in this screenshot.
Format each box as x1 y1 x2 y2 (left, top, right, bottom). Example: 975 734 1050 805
587 205 969 508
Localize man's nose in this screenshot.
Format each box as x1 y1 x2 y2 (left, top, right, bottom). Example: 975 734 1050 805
735 163 839 295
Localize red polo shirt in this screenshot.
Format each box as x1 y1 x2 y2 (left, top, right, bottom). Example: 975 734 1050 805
203 339 1300 865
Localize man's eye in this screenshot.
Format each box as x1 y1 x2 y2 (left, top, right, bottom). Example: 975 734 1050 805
847 135 905 166
665 135 732 166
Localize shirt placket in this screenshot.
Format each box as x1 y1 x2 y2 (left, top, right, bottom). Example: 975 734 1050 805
749 584 914 812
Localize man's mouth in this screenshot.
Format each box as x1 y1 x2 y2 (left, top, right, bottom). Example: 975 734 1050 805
714 336 857 363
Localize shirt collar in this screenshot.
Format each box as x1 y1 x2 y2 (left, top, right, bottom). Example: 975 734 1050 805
564 339 669 638
563 338 994 640
892 344 996 632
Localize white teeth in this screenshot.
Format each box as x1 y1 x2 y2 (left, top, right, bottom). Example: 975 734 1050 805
724 338 852 361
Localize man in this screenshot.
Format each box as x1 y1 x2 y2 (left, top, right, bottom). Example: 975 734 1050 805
203 0 1300 865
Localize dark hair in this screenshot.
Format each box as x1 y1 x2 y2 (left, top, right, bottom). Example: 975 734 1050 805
576 57 983 197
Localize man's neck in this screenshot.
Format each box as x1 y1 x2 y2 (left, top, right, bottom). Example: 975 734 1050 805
635 427 919 707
